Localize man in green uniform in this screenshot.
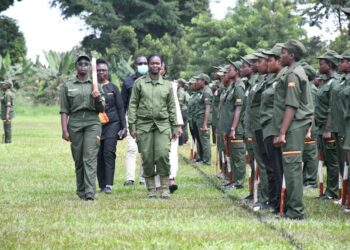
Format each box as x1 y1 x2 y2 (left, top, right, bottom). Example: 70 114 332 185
225 61 246 189
250 49 270 207
260 44 285 213
241 54 258 200
193 73 213 165
210 80 221 145
315 50 341 200
300 63 318 189
128 54 178 199
272 40 313 219
177 78 189 146
1 82 15 143
60 55 105 200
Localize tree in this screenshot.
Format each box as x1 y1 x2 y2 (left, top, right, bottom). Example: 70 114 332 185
182 0 306 77
0 0 21 12
299 0 349 35
0 16 27 64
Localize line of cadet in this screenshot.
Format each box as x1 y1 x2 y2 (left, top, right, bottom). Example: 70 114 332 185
180 39 350 219
0 81 15 144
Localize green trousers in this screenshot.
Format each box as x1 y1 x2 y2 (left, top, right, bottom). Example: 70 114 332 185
218 132 225 170
283 125 308 218
335 134 345 178
318 134 339 198
229 135 246 187
253 133 269 204
3 121 11 143
195 119 211 164
302 139 318 186
245 137 255 194
68 118 101 199
136 127 171 178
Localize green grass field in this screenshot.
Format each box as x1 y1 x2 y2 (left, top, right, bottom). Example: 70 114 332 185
0 105 349 249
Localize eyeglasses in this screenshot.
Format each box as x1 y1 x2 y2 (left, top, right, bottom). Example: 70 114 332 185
77 61 90 67
136 62 147 65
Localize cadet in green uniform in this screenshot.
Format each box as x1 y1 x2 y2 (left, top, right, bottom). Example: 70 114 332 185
193 73 213 165
60 55 105 200
210 80 220 145
329 52 350 185
260 44 285 212
177 78 189 146
1 82 15 143
250 50 270 207
241 55 258 200
187 78 198 146
272 40 313 219
315 50 341 200
301 63 318 188
128 54 178 199
226 61 246 188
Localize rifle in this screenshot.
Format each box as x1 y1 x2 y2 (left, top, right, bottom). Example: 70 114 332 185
318 150 324 197
280 174 286 216
253 159 260 204
224 134 233 184
342 162 348 206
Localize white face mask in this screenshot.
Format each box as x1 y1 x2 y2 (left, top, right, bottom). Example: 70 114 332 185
137 65 148 75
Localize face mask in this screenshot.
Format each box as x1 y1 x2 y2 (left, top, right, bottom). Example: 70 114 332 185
137 65 148 75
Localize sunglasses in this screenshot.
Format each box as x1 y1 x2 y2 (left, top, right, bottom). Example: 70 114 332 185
136 62 147 65
77 61 90 67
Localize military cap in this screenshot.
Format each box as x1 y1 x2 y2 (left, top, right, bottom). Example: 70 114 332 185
315 74 328 81
188 77 196 84
228 60 242 71
1 81 12 88
253 49 269 59
281 39 306 59
317 50 341 66
262 43 283 57
195 73 210 83
342 7 350 14
177 78 187 85
76 54 90 63
340 50 350 59
301 62 317 79
241 54 257 65
220 64 231 73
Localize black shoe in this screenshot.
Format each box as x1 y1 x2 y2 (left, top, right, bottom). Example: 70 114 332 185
169 184 178 194
102 186 112 194
124 180 134 186
280 214 307 220
319 194 335 200
85 192 94 201
304 183 317 189
244 194 253 201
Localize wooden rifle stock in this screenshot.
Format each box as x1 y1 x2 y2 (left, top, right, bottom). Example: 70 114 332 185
224 134 233 183
342 162 348 206
280 175 286 216
253 159 259 204
318 150 324 196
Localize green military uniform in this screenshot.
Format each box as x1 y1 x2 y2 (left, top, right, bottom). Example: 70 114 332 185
128 73 177 178
272 40 313 219
301 63 318 187
211 80 221 144
315 51 341 199
249 57 269 204
59 77 104 199
1 83 15 143
177 84 189 145
193 74 213 165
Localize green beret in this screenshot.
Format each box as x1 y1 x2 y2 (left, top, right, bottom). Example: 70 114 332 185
194 73 210 83
228 60 242 71
340 50 350 59
301 62 317 79
262 43 283 57
282 39 306 59
317 50 341 66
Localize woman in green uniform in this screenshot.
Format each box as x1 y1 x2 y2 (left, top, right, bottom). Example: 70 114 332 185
60 55 105 201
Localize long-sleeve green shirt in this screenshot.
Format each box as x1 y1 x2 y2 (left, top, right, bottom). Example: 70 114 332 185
127 74 177 134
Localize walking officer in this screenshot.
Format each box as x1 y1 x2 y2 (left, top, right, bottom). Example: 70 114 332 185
60 54 105 200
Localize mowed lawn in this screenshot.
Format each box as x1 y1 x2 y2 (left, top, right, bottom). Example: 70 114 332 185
0 105 350 249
